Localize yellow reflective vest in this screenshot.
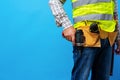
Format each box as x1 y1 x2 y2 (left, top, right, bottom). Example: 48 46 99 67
72 0 116 32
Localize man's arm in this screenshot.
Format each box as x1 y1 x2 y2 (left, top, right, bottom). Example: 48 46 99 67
49 0 76 44
49 0 72 30
114 0 120 54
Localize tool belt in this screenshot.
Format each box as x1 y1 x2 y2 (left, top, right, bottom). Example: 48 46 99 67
77 26 118 47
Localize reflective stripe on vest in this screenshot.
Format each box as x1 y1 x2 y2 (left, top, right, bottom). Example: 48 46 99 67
72 0 110 8
74 14 113 23
72 0 116 32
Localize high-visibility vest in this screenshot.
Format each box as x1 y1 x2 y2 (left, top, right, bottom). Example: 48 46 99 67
72 0 116 32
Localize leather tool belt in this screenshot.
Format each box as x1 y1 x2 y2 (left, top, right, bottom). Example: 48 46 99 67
77 26 118 47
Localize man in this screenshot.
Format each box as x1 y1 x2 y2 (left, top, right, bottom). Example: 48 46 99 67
49 0 120 80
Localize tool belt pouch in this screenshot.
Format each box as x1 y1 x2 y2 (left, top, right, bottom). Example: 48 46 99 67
77 26 101 47
108 31 118 46
99 30 118 46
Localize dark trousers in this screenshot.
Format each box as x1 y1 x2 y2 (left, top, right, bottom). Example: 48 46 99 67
71 38 112 80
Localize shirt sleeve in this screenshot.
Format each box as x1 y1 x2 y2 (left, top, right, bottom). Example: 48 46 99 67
49 0 73 30
114 0 120 40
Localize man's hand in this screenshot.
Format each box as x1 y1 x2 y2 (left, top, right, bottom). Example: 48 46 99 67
62 26 76 45
115 40 120 55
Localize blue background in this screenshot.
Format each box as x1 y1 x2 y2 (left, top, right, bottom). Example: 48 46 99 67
0 0 120 80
